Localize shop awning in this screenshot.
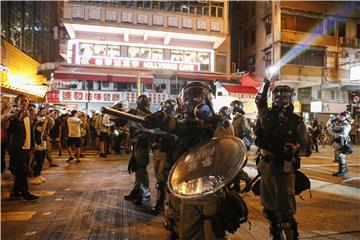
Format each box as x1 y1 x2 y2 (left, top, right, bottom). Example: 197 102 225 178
231 73 262 88
177 72 231 81
223 85 257 94
54 64 154 84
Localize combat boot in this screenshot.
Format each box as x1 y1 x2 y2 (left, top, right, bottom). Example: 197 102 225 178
332 164 349 176
124 188 141 201
151 182 166 215
133 184 151 205
282 219 299 240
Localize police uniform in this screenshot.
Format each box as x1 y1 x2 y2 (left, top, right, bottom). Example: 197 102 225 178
144 82 240 239
328 112 351 176
255 81 311 239
124 95 152 204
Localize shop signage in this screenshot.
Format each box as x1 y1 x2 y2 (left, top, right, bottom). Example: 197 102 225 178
50 90 167 104
79 57 199 71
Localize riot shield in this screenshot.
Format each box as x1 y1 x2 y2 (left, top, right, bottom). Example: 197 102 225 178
168 136 247 200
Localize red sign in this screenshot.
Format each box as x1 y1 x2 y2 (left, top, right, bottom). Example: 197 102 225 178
46 91 60 103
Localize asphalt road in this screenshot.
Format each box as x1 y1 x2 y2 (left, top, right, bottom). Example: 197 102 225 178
1 144 359 240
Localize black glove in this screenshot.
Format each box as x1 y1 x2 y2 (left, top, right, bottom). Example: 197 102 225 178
144 111 166 129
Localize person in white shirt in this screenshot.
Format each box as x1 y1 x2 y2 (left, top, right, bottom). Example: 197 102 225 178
66 110 82 163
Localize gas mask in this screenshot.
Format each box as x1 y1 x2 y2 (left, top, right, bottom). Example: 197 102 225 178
177 82 213 120
272 85 294 111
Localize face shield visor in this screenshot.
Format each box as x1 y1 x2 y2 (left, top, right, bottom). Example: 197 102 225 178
178 85 212 118
272 86 293 109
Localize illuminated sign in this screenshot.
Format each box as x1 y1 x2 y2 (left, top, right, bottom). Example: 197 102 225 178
79 57 199 71
310 101 322 113
350 65 360 81
51 90 167 104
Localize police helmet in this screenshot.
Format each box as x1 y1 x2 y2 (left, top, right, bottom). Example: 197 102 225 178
160 99 177 115
177 82 212 117
272 85 294 110
230 100 244 114
219 106 232 119
136 94 150 111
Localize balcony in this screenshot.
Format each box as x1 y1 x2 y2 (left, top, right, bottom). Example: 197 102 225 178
281 30 338 47
279 64 349 88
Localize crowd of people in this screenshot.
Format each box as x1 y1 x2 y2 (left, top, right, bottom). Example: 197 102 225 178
1 78 357 239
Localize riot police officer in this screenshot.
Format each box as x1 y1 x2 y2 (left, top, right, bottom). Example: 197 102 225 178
151 99 177 215
144 82 238 239
255 80 311 240
124 95 152 205
231 100 253 150
328 111 352 176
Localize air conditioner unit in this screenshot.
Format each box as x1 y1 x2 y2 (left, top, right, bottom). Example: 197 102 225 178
355 39 360 46
263 54 271 61
338 37 344 45
339 52 349 58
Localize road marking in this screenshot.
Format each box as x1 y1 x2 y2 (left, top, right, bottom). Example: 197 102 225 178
310 179 360 200
302 163 360 167
1 211 36 222
341 176 360 183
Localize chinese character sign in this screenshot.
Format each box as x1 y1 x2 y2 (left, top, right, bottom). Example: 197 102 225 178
59 90 167 104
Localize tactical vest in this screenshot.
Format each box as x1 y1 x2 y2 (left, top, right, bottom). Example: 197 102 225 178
255 110 302 157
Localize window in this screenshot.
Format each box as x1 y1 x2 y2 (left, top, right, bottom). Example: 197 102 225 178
281 45 325 67
298 88 311 100
107 45 120 57
140 48 151 59
167 1 174 11
171 50 183 62
175 2 181 12
128 47 140 58
152 48 163 60
265 17 272 35
93 44 106 56
197 52 210 64
248 55 256 72
282 14 323 34
216 55 227 73
184 51 197 63
115 83 131 91
357 24 360 39
338 21 346 37
326 19 335 36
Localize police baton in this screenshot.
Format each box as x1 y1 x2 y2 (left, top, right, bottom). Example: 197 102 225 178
101 106 146 124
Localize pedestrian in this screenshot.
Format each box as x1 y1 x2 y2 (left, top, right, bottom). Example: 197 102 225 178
7 94 39 201
66 110 82 163
308 118 322 152
30 113 49 185
49 110 62 157
96 112 113 158
254 80 311 239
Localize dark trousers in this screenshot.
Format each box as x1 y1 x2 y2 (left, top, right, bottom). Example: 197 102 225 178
9 149 30 195
33 150 46 177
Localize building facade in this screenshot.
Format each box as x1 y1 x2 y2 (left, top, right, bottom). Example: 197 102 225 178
232 1 360 122
1 1 61 100
51 0 241 111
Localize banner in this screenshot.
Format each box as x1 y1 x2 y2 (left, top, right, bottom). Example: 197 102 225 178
54 90 167 104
